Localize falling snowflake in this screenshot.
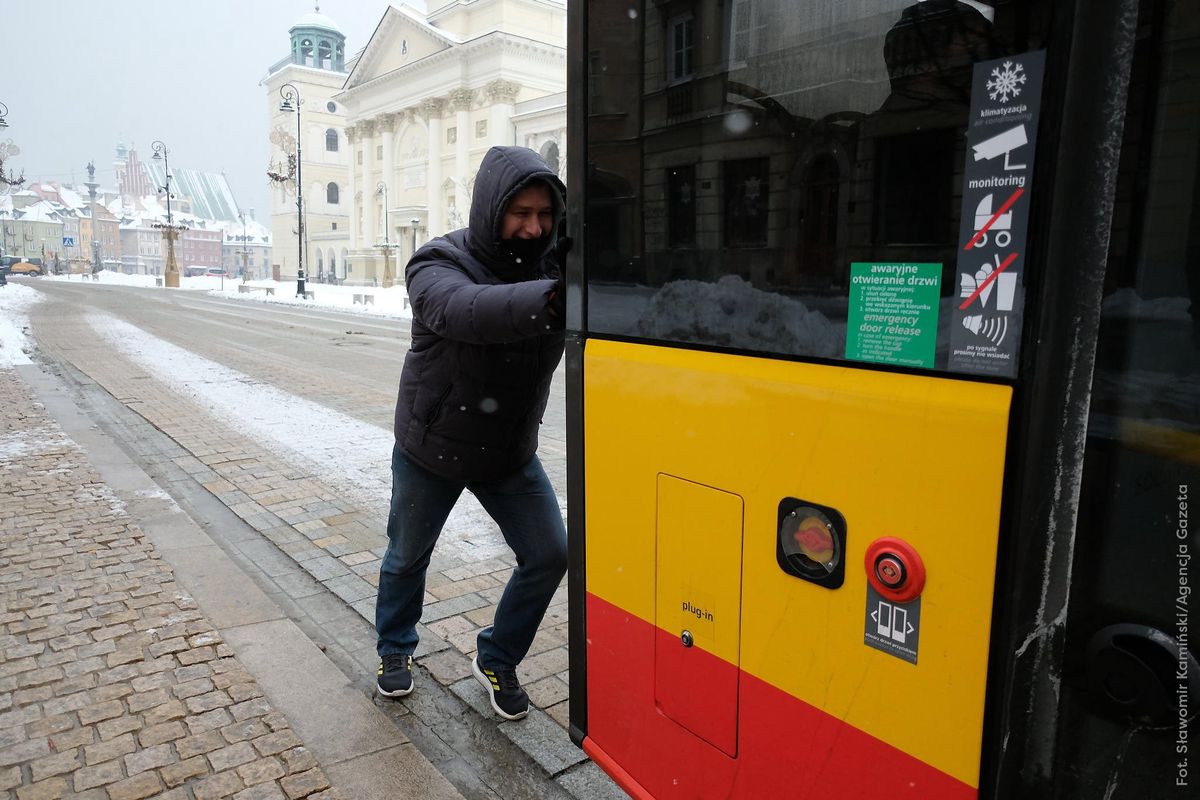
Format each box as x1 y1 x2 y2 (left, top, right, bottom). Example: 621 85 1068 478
987 61 1027 103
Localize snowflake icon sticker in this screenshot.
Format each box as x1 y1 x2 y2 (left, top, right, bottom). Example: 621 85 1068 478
987 61 1027 103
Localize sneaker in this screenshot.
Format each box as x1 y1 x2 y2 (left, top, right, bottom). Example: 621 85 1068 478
472 656 529 720
376 654 414 697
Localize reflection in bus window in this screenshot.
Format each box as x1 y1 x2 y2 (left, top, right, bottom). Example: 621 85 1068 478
586 0 1050 367
1063 0 1199 791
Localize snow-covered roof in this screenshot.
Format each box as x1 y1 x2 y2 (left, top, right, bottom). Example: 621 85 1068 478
57 187 85 210
143 163 241 223
291 10 344 35
15 201 63 223
217 216 272 244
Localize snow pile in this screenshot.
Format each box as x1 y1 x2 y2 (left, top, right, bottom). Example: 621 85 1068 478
208 281 414 320
1101 287 1193 321
42 270 415 321
43 271 158 287
87 312 511 561
636 275 845 357
0 283 44 367
43 271 244 291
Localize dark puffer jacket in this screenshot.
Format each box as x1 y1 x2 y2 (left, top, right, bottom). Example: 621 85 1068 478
393 146 566 481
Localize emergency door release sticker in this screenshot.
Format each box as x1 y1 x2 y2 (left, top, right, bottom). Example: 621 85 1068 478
949 50 1046 377
845 262 942 369
864 585 921 664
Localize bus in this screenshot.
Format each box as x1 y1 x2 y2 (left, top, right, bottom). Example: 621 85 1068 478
563 1 1198 798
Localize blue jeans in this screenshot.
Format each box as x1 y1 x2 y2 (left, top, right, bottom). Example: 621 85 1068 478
375 446 568 670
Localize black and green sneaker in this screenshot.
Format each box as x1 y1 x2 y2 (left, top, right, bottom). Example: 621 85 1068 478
472 656 529 720
376 654 414 698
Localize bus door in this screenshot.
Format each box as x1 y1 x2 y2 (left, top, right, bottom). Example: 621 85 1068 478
562 1 1196 798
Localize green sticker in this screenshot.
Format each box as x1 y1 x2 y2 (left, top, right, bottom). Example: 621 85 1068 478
845 262 942 368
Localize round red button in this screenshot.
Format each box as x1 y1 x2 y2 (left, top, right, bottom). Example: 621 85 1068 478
876 556 905 587
864 538 926 603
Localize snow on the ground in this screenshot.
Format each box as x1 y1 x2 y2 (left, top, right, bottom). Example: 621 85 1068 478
43 271 159 288
42 270 414 321
0 424 69 459
0 282 44 367
208 280 413 320
87 311 512 561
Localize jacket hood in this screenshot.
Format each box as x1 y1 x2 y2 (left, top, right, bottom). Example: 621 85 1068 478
467 146 566 271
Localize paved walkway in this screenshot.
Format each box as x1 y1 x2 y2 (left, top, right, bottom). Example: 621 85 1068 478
25 289 583 775
0 366 464 800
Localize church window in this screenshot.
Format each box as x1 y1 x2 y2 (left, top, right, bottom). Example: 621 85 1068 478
666 15 695 83
376 144 383 159
447 127 457 145
476 120 488 138
319 41 332 69
325 129 339 152
327 183 340 204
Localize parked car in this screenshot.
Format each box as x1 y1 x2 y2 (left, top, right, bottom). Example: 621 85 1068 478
8 260 43 276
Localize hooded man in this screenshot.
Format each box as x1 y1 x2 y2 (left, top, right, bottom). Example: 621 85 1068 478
374 146 568 720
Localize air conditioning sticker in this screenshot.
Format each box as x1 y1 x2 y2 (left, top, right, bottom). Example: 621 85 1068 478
949 51 1046 377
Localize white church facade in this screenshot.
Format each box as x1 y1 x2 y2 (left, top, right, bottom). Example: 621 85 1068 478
265 1 567 286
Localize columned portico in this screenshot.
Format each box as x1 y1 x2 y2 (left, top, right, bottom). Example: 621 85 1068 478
346 125 358 250
487 79 521 149
361 119 378 248
328 1 566 282
422 98 446 238
380 113 396 243
450 89 474 219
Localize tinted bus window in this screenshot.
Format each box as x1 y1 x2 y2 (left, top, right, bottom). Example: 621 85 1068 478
1063 0 1200 790
586 0 1054 371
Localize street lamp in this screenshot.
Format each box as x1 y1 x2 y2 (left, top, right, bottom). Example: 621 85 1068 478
376 181 396 289
0 102 24 191
279 83 306 298
151 140 185 288
83 161 102 276
238 211 250 283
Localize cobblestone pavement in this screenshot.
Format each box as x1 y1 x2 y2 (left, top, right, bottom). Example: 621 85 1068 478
28 288 570 720
0 370 340 800
20 284 610 795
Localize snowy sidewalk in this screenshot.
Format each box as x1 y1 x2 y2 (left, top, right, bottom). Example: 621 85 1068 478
0 363 464 800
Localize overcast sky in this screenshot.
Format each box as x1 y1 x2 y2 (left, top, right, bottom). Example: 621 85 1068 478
4 2 424 220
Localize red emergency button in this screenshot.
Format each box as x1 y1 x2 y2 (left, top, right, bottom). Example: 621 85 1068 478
875 556 905 588
865 538 926 603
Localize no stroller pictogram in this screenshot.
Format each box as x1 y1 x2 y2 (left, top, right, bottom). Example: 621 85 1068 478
964 187 1024 251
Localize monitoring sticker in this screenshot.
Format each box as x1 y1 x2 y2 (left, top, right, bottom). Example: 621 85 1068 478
949 50 1046 378
845 262 942 369
864 585 921 665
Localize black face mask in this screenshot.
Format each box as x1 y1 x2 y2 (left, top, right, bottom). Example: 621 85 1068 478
499 234 552 266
